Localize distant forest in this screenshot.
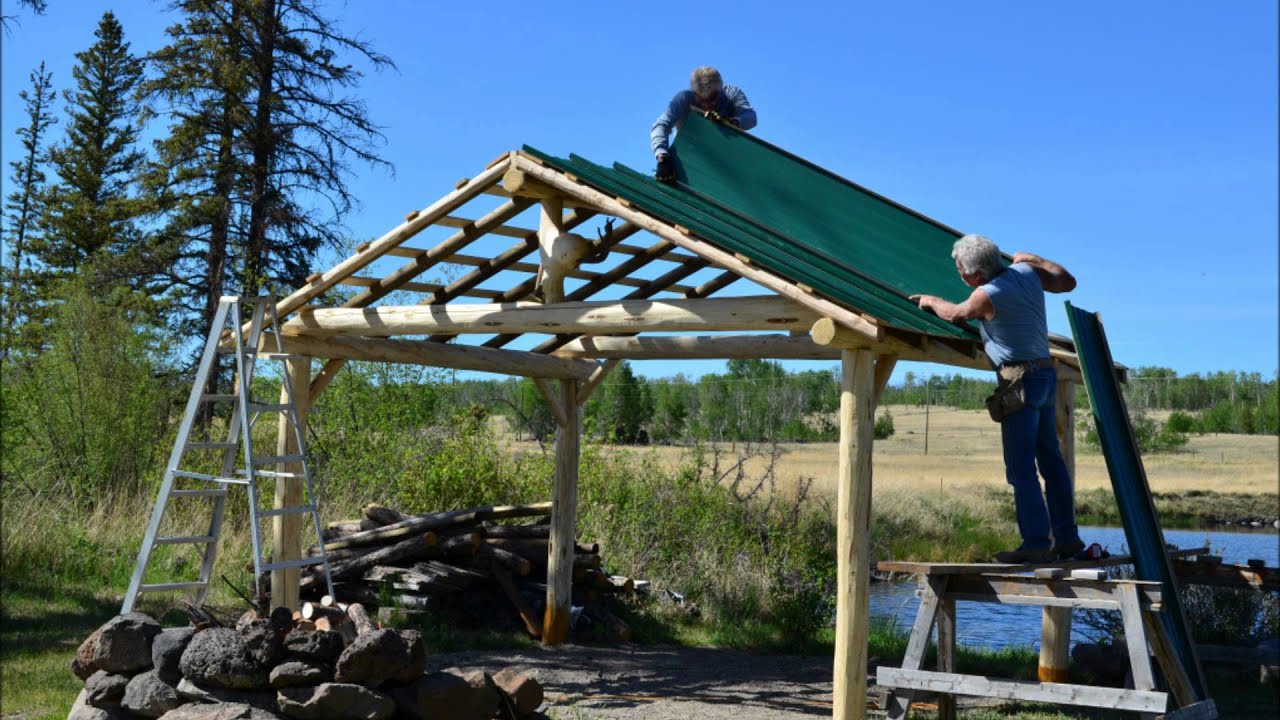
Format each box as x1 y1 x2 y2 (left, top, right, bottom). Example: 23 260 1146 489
449 360 1279 445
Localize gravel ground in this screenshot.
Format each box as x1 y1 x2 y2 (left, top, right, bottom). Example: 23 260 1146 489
433 644 897 719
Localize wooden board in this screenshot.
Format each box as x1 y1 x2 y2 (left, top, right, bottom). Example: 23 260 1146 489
876 547 1208 576
877 667 1168 714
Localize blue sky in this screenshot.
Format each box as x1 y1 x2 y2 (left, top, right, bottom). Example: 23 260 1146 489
3 1 1276 383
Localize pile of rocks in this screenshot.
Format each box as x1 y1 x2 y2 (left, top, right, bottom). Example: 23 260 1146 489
69 611 544 720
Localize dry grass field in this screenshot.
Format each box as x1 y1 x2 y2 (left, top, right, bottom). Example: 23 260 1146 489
505 405 1278 502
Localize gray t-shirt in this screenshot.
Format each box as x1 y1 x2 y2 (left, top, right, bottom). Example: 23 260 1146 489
979 263 1050 366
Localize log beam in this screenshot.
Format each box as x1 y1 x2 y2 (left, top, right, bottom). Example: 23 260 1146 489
543 379 580 646
833 349 877 720
284 295 819 338
272 356 310 611
271 334 597 381
811 317 990 371
554 334 840 360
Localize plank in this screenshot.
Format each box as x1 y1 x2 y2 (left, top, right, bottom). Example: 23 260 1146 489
876 668 1169 713
876 547 1208 576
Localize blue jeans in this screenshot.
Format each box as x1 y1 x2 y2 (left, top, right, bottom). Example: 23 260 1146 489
1000 366 1078 550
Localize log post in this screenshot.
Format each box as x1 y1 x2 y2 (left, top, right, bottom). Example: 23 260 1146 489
543 379 579 645
833 349 876 720
273 356 310 611
1039 378 1078 683
537 197 566 302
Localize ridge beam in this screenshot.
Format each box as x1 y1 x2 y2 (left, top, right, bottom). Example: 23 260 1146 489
272 334 597 381
283 296 819 338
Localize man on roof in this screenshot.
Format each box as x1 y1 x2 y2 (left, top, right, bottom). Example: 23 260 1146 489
651 66 756 183
910 235 1085 565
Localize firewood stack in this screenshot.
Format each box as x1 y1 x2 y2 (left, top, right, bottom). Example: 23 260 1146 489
292 502 634 641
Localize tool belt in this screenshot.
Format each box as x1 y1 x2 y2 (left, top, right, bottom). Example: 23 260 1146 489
984 358 1051 422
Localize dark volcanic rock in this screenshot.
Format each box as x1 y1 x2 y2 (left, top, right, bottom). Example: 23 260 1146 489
179 628 269 690
176 678 279 712
84 670 130 708
268 660 332 689
333 629 422 687
95 613 163 674
121 670 183 718
276 683 394 720
238 619 285 667
281 629 344 664
389 670 498 720
152 628 196 684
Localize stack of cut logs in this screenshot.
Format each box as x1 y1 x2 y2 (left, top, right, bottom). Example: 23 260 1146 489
295 502 634 641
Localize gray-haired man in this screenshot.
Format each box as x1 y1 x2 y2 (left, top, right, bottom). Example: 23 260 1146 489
651 66 757 183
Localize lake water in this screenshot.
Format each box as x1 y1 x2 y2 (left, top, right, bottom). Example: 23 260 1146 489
867 526 1279 651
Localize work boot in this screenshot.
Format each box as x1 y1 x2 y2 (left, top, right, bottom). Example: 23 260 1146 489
1051 538 1087 562
994 546 1054 564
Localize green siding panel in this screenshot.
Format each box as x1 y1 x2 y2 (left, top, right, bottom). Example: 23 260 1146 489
523 115 984 341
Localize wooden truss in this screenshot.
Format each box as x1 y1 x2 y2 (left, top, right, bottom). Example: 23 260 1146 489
263 150 1088 720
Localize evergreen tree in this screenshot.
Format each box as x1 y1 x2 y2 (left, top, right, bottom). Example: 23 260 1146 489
1 0 48 33
238 0 394 295
35 11 151 295
2 61 57 356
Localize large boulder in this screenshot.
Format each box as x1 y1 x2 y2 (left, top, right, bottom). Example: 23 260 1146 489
238 619 285 668
276 683 394 720
281 630 343 664
334 629 423 687
493 667 544 716
389 670 499 720
180 628 269 690
121 670 183 719
152 628 196 684
268 660 332 689
95 613 163 674
84 670 130 708
176 678 279 712
157 702 285 720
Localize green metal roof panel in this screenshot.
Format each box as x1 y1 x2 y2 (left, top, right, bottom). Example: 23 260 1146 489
523 115 982 340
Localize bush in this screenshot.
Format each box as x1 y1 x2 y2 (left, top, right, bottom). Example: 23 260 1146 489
1083 410 1186 453
1165 410 1198 434
874 410 895 440
1 281 178 504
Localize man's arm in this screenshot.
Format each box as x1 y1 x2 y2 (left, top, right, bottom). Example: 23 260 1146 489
909 287 995 322
651 92 691 157
724 85 757 130
1013 252 1076 293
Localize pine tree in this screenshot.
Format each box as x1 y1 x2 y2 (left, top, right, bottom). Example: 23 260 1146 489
36 11 151 295
2 61 57 357
238 0 394 295
1 0 49 33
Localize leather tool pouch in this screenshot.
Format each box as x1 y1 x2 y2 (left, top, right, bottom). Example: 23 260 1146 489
985 366 1027 422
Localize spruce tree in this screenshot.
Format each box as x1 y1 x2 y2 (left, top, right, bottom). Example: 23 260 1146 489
2 61 57 356
36 11 150 294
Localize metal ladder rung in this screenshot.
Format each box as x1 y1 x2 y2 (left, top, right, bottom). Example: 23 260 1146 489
139 581 208 592
255 505 315 519
154 534 216 546
186 441 238 451
256 352 303 362
201 393 238 403
253 454 305 466
232 295 276 306
249 470 306 479
170 489 228 499
248 403 292 413
260 557 323 572
173 470 249 485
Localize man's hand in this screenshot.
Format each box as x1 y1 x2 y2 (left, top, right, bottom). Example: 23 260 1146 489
1011 252 1042 265
909 294 939 314
655 154 676 184
703 110 724 123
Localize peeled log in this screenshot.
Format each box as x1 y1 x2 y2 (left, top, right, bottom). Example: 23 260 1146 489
346 602 375 635
320 502 552 552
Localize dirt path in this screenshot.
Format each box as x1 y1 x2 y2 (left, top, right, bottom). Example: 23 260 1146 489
434 644 897 719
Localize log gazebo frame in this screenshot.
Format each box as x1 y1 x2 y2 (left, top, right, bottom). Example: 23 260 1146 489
259 147 1086 720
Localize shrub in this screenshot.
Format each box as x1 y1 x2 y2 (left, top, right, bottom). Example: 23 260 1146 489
1083 410 1186 453
874 410 895 440
1165 410 1198 434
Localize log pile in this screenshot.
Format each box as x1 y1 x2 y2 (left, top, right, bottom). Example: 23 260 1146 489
294 502 635 641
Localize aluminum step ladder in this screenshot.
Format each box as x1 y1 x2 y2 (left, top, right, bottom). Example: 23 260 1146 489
121 295 336 613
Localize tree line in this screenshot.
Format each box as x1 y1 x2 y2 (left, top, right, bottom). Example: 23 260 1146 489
2 1 391 370
455 361 1279 445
